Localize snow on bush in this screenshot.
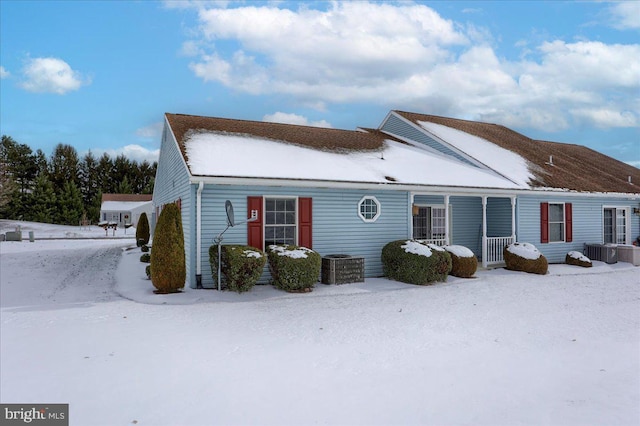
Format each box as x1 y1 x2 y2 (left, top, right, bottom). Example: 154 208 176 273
566 251 592 268
504 242 547 275
267 245 321 292
209 245 267 293
445 245 477 278
382 240 451 285
506 242 541 260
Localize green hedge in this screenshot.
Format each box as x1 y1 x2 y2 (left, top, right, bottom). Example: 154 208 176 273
381 240 452 285
209 245 267 293
267 245 321 292
140 253 151 263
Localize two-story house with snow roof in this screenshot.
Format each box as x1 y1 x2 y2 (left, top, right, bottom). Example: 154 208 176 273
153 110 640 289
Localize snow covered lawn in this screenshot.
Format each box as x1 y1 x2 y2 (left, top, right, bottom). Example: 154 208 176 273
1 231 639 425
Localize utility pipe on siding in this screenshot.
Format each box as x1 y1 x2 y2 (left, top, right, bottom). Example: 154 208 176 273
196 181 204 289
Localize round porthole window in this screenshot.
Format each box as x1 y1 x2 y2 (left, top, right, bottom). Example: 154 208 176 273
358 196 380 222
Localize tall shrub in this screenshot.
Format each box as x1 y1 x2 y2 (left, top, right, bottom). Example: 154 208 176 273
136 212 150 246
150 203 185 293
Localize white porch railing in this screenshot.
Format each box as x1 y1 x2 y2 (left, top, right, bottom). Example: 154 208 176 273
420 238 446 246
485 236 514 265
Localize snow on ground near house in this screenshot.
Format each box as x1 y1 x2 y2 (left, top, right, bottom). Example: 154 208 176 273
1 235 639 425
0 219 137 240
418 120 534 187
185 132 523 189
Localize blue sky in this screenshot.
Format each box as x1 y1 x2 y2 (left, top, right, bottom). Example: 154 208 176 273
1 1 638 167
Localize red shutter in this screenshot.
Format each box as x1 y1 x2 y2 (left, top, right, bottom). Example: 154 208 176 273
565 203 572 243
298 197 313 249
540 202 549 244
247 196 263 250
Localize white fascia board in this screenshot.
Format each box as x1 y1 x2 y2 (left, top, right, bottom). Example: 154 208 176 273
189 175 640 200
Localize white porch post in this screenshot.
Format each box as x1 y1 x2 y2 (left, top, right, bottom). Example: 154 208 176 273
408 193 415 239
482 196 488 268
510 196 517 242
444 195 450 246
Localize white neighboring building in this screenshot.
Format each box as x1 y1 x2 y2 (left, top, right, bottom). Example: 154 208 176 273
100 194 153 227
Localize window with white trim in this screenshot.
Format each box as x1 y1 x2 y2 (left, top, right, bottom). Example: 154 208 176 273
413 206 446 240
265 198 296 246
548 203 565 242
358 196 380 222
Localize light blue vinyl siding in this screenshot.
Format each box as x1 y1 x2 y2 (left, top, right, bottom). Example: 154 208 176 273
517 194 640 263
196 185 410 288
381 114 476 166
486 197 513 238
153 124 193 286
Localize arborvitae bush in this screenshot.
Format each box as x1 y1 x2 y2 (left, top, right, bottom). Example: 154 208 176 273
209 245 267 293
136 212 150 247
381 240 452 285
140 253 151 263
444 245 478 278
503 242 548 275
267 245 321 292
150 203 185 293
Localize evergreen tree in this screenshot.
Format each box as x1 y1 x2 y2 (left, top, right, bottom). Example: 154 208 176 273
96 153 115 193
87 190 103 223
116 175 133 194
49 143 79 192
136 212 150 246
57 181 84 225
79 151 100 213
150 203 185 293
29 174 57 223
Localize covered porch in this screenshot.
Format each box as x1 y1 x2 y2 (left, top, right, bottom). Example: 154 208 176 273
410 193 517 268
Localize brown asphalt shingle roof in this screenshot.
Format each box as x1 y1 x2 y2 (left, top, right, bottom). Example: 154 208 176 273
165 113 387 168
102 194 152 202
395 111 640 194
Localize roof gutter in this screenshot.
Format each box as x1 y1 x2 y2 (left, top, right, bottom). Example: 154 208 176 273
188 175 639 199
195 180 204 289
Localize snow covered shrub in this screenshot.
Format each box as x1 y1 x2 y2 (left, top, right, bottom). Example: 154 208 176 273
140 253 151 263
136 212 150 247
209 245 267 293
503 242 548 275
145 265 151 279
150 203 185 293
141 244 150 253
565 251 592 268
267 245 321 292
444 245 478 278
381 240 452 285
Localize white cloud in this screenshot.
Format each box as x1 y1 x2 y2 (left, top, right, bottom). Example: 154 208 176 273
90 145 160 164
181 2 640 132
262 112 332 128
607 2 640 30
0 66 9 79
135 122 164 139
20 57 90 94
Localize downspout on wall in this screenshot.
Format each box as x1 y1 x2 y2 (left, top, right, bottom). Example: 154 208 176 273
196 181 204 289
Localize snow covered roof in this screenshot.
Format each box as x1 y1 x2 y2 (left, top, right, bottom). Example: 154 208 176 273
166 112 640 194
101 200 152 211
395 111 640 194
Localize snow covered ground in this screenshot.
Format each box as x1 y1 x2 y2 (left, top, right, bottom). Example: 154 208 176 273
1 222 639 426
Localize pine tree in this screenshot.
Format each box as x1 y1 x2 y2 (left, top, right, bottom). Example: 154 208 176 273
30 174 57 223
116 175 133 194
49 143 79 192
150 203 185 293
57 181 84 225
